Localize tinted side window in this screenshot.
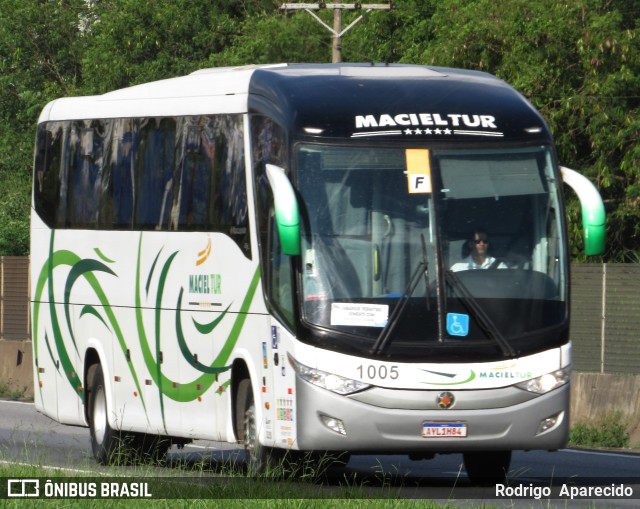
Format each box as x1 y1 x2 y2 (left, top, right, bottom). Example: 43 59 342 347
34 123 63 227
250 115 292 326
135 118 175 229
33 115 250 257
169 115 249 255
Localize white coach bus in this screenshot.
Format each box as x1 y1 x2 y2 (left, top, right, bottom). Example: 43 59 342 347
31 63 605 483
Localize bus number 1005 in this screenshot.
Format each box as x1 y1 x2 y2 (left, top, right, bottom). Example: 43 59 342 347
357 364 399 380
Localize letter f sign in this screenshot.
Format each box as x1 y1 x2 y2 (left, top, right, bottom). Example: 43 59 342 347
410 175 430 193
406 149 432 194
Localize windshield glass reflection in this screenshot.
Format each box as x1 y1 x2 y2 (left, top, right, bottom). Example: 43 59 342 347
294 144 567 357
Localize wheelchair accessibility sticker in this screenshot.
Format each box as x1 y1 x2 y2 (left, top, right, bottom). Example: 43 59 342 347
447 313 469 336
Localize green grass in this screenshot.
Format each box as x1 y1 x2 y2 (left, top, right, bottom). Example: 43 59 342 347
0 380 30 400
568 410 631 449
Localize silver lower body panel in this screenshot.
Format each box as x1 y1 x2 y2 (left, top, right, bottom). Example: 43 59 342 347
294 379 569 453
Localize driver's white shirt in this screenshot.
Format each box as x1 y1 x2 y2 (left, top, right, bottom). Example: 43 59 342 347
450 255 506 272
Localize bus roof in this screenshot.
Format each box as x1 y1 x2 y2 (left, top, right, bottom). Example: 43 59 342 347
38 64 273 122
247 64 551 143
38 63 551 143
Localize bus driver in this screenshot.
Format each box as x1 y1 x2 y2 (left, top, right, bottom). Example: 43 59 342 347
450 229 507 272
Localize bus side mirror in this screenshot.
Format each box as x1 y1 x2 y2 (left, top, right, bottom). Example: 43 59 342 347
560 166 605 256
266 164 301 256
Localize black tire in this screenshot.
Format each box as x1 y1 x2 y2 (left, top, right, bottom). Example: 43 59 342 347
237 378 272 474
463 450 511 485
87 364 123 465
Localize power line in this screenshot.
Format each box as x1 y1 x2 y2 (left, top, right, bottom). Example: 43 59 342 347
279 3 394 63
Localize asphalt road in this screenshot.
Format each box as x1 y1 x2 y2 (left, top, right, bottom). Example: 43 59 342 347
1 399 639 507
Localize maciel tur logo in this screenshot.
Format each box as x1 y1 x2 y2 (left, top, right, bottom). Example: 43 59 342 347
352 113 504 138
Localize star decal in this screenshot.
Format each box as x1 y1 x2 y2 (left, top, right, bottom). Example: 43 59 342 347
402 127 454 136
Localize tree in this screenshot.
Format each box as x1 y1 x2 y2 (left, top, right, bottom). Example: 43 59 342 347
1 0 639 260
81 0 252 92
0 0 89 255
391 0 640 261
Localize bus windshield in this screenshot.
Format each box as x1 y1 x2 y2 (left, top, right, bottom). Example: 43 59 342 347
295 144 567 360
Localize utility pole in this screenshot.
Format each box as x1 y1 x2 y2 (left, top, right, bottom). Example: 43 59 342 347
279 3 394 63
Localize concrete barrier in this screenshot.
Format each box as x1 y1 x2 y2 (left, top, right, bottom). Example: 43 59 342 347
571 372 640 446
1 340 639 446
0 340 33 399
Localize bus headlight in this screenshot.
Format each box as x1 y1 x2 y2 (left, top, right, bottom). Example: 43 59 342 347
516 368 571 394
288 355 370 395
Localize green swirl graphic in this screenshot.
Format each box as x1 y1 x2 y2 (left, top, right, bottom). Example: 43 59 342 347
420 370 477 386
33 231 261 428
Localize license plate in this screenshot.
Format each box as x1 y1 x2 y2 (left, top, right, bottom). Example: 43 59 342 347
422 421 468 438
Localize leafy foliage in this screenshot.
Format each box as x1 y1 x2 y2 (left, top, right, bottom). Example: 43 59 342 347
569 411 631 448
0 0 639 258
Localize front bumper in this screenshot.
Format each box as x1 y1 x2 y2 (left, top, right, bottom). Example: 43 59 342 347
294 378 569 453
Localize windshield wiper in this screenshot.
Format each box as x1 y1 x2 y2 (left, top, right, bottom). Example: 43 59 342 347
444 269 516 358
370 234 430 356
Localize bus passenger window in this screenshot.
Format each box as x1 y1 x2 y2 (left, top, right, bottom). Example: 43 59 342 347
135 118 175 229
34 124 63 228
215 116 249 253
69 122 108 228
112 130 135 227
176 123 211 228
168 115 250 256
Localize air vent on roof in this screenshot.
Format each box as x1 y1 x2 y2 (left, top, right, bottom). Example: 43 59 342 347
190 64 287 75
339 66 446 78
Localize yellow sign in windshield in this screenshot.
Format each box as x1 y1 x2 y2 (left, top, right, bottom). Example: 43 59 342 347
405 149 432 194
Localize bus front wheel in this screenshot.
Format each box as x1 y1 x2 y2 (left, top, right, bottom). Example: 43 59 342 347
238 378 272 474
87 364 121 465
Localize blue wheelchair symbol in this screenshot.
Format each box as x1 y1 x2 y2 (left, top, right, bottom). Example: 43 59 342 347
447 313 469 337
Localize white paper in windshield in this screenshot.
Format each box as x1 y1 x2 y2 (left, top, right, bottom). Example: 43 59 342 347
330 303 389 328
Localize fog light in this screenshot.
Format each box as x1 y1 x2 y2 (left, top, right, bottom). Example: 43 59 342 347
320 414 347 436
536 413 560 435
